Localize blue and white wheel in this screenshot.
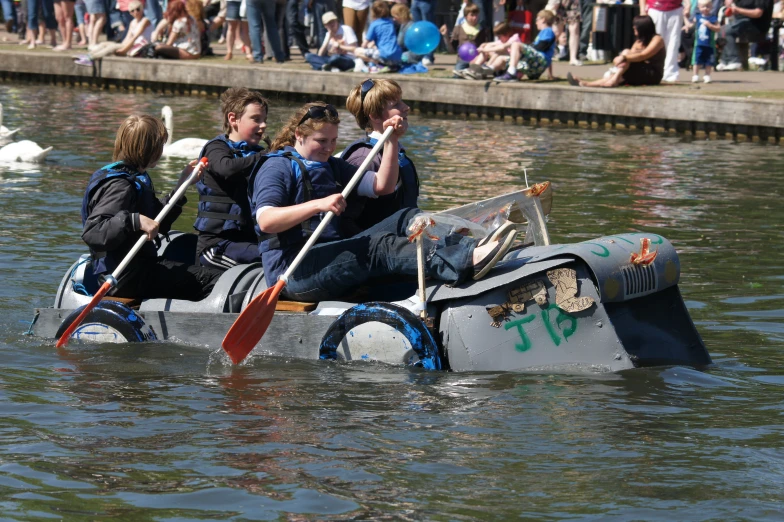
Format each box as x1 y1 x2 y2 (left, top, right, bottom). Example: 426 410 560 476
55 301 157 343
319 302 442 370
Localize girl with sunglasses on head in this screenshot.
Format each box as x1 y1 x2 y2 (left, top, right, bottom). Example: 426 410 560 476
343 78 419 234
248 102 517 303
73 0 152 66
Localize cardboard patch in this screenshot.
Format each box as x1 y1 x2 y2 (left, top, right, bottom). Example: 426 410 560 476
547 268 595 313
507 280 547 313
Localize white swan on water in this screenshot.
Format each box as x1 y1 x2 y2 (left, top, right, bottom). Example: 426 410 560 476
160 106 207 159
0 103 21 138
0 140 53 163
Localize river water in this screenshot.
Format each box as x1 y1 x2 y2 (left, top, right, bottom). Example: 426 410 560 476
1 83 783 520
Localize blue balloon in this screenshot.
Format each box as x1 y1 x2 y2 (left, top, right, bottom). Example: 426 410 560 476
404 21 441 56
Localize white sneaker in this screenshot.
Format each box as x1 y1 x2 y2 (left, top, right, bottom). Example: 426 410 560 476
422 57 433 66
353 58 367 73
569 59 583 66
719 62 742 71
703 75 711 83
692 74 699 83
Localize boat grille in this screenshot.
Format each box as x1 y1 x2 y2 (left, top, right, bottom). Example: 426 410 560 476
621 264 658 299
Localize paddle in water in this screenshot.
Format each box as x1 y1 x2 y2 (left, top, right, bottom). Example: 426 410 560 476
221 126 396 364
56 157 209 348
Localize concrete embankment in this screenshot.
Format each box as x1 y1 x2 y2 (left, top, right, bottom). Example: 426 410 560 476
1 50 782 144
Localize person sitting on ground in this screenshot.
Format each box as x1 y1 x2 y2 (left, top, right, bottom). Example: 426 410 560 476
152 0 201 59
82 114 222 301
248 102 517 302
439 3 490 74
356 0 403 72
567 15 665 87
495 9 556 81
716 0 774 70
195 88 270 271
392 4 418 63
463 22 521 79
305 11 359 72
73 0 152 66
685 0 720 82
341 78 419 234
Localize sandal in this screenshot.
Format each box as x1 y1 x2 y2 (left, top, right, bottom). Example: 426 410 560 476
477 221 516 247
567 72 580 87
473 228 517 281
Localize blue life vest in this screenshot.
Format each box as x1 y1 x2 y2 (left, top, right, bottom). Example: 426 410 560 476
340 137 419 231
194 135 264 247
249 148 349 254
81 161 160 276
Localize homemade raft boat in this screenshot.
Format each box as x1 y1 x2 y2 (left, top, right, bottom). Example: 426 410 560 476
32 186 710 372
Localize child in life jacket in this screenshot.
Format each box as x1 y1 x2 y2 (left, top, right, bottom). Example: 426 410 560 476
342 78 419 234
81 115 222 301
195 87 270 270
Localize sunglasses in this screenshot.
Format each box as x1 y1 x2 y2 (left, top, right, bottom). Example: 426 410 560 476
129 7 141 12
360 78 375 105
298 104 339 126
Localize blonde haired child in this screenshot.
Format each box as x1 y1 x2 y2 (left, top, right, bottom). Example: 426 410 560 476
81 114 220 300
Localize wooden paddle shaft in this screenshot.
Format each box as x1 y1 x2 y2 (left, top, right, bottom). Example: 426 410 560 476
416 235 426 320
110 158 207 281
279 126 395 284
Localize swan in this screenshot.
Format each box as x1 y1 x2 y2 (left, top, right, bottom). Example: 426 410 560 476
0 140 53 163
160 106 207 158
0 103 21 138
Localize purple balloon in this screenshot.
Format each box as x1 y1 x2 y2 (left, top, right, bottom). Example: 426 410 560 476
458 42 478 62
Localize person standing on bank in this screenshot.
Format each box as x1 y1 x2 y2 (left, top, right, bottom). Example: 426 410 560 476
342 78 419 233
195 88 270 271
640 0 690 82
249 102 517 302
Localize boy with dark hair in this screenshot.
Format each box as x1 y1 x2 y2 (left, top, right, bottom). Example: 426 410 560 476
82 114 221 301
195 87 270 270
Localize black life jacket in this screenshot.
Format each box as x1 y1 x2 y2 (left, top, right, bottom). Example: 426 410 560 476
194 135 264 250
249 149 349 252
81 161 160 276
339 137 419 231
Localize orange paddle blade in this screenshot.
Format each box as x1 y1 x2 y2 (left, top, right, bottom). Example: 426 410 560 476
55 280 113 348
222 279 286 364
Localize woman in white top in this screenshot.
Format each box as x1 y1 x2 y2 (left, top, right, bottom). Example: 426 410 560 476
73 0 152 65
153 0 202 59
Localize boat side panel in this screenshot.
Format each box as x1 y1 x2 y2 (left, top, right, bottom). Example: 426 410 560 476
441 262 634 372
142 311 335 359
35 309 335 360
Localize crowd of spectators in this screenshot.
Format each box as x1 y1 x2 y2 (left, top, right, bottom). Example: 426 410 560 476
0 0 781 83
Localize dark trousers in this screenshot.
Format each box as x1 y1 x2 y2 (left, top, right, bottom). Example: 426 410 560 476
284 208 475 302
108 257 222 301
304 52 355 70
579 0 592 57
286 0 309 56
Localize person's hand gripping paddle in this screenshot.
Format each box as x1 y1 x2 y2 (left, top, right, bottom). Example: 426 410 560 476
56 157 208 348
221 126 397 365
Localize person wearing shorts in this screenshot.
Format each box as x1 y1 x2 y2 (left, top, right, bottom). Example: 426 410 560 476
84 0 106 50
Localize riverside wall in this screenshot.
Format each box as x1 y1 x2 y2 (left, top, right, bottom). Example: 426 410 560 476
1 50 782 144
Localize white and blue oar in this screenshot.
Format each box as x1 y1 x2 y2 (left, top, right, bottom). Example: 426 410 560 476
56 157 208 348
